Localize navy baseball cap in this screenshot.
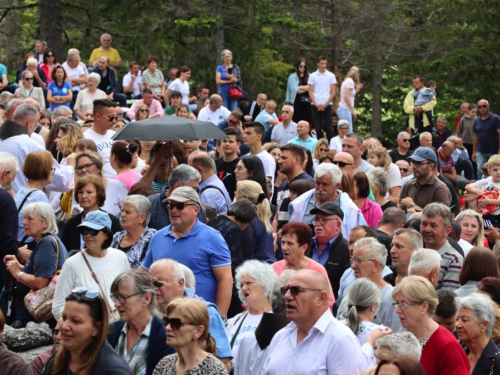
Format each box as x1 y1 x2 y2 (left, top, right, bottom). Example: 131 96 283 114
408 147 437 162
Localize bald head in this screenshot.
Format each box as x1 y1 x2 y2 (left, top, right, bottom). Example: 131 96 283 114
296 269 329 296
296 121 310 136
334 151 355 172
209 94 222 109
441 141 455 158
24 97 40 111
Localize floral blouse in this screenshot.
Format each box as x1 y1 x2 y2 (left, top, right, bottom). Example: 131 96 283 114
152 353 228 375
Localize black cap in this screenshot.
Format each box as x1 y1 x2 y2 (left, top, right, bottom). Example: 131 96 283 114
310 202 344 221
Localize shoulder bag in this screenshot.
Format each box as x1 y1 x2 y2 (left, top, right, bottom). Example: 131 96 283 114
221 65 243 100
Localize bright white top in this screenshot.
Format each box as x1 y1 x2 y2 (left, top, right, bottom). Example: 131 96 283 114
329 135 343 154
52 248 130 320
168 78 190 104
458 238 473 258
226 311 267 367
255 150 276 189
62 62 85 92
339 77 356 110
375 163 402 189
307 70 337 105
122 71 142 96
84 128 116 179
198 105 231 125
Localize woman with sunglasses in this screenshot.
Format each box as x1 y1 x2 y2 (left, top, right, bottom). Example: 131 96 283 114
47 66 73 111
286 59 311 123
108 270 173 375
154 298 228 374
312 139 329 170
45 288 133 375
53 211 129 320
14 70 46 110
135 104 150 121
40 48 59 85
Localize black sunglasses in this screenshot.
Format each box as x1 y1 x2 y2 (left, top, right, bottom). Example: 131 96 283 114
163 316 194 330
280 285 322 297
24 77 34 81
399 168 409 173
332 160 353 167
106 115 119 122
151 277 167 288
401 139 410 143
47 54 54 57
167 202 197 211
478 105 487 109
80 227 100 236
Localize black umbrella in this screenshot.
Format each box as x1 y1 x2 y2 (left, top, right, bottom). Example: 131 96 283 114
111 116 228 142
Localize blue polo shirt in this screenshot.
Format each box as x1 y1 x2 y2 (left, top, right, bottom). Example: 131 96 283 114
473 113 500 155
142 219 231 303
287 136 318 153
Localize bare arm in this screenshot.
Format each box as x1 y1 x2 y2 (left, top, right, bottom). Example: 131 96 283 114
212 265 233 318
109 61 123 70
472 134 478 162
387 186 401 204
308 84 317 108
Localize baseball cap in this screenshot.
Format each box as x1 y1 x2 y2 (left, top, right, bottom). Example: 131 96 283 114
77 210 112 230
163 186 201 205
408 147 437 162
310 202 344 221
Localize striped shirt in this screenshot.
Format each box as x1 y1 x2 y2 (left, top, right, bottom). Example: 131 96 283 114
436 241 463 291
116 317 152 375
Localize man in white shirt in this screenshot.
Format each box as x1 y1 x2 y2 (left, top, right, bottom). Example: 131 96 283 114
84 99 118 178
63 51 87 106
197 94 230 125
122 61 142 99
66 48 89 75
243 121 276 188
271 105 297 146
261 269 363 375
308 56 337 142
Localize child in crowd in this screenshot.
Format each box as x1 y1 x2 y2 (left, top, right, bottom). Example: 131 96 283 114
366 144 402 203
413 80 437 128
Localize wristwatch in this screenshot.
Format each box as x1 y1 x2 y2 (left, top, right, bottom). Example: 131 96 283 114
409 203 415 208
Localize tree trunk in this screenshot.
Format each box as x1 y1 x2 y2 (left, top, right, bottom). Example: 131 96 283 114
371 6 384 138
214 16 225 67
39 0 63 59
331 0 343 111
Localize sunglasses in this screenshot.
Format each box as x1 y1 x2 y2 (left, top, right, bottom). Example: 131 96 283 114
332 160 353 167
139 109 149 113
401 139 410 143
80 227 100 236
399 168 409 173
478 105 487 109
163 316 195 330
280 285 322 297
47 54 54 57
72 287 101 299
106 115 119 122
151 277 167 288
319 148 328 152
167 202 197 211
76 162 95 171
24 77 34 81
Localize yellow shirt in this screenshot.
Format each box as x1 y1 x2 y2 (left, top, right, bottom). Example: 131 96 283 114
89 47 121 66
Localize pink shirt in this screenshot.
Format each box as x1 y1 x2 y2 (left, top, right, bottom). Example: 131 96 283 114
339 77 356 110
272 258 335 310
126 98 165 120
361 198 383 228
115 170 142 192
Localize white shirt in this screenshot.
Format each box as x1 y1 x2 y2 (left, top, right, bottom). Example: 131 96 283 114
375 163 401 189
329 135 343 154
122 71 142 96
307 70 337 105
458 238 473 257
226 312 266 367
339 77 356 110
74 89 107 115
62 62 85 92
255 150 276 188
84 128 116 179
198 105 231 125
168 78 190 105
261 309 363 375
31 132 45 148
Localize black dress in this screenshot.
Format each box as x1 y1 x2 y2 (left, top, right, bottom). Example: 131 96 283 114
293 75 312 124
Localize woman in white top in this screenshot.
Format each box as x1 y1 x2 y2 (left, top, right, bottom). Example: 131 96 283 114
15 70 46 110
455 210 485 253
52 210 130 320
329 119 349 154
164 66 195 105
74 73 107 120
225 260 277 368
337 66 363 133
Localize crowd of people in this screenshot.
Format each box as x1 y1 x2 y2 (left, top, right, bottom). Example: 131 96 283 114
1 36 500 375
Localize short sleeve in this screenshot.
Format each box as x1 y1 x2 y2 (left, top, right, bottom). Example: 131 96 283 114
472 119 479 134
495 116 500 131
65 82 73 91
157 70 164 81
329 72 337 85
32 237 58 278
47 82 55 92
307 74 314 85
141 237 155 270
345 77 355 89
122 74 131 87
0 64 7 75
168 79 179 91
208 231 231 268
387 164 402 188
142 71 151 83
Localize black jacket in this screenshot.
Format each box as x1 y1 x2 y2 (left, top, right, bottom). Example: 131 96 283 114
468 339 500 375
62 211 122 252
306 232 350 300
0 189 18 288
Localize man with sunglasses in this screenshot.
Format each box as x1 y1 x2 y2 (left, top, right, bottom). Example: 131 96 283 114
472 99 500 179
389 131 413 163
332 151 355 173
395 160 412 178
261 269 363 375
141 187 233 318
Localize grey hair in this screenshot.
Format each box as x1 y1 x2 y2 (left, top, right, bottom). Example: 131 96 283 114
456 293 496 336
0 152 19 173
13 104 38 123
221 49 232 58
179 264 196 292
408 248 441 275
282 104 294 114
419 132 432 141
100 33 112 42
87 72 101 85
266 100 277 108
367 169 389 196
315 162 342 185
22 202 58 235
0 91 12 102
346 278 381 333
53 106 73 117
6 99 26 116
149 258 186 284
345 133 363 146
397 131 410 140
271 270 296 314
122 195 152 227
422 203 452 227
168 164 201 187
376 332 422 360
353 237 387 270
26 58 38 66
437 115 447 123
110 269 157 314
235 260 278 305
67 52 79 61
21 70 34 80
394 228 423 250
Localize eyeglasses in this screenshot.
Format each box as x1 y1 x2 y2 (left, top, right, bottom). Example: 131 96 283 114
319 148 328 152
111 292 142 304
76 162 95 171
350 258 377 265
72 287 101 299
163 316 195 330
51 167 56 174
392 301 419 310
332 160 353 167
399 168 409 173
312 217 338 226
106 115 119 122
401 139 410 143
280 285 322 297
139 109 149 113
167 202 197 211
24 77 34 81
151 277 167 288
410 161 431 167
478 105 487 109
80 227 100 236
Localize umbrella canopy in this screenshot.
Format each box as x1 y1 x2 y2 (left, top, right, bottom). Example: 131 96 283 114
111 116 228 142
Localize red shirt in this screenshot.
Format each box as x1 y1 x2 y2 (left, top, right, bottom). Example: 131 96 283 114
420 325 470 375
454 114 463 131
439 150 455 174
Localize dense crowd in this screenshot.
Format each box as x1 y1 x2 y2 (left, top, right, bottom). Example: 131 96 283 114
0 35 500 375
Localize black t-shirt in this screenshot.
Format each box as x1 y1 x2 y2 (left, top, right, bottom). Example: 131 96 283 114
381 201 397 211
98 73 111 94
388 149 413 163
438 174 460 214
375 229 393 266
215 157 239 202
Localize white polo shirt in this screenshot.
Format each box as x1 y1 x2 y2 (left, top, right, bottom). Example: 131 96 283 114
308 69 337 105
198 105 231 125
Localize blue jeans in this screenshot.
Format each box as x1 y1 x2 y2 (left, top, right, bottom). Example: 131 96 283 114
337 106 353 133
219 90 238 111
476 151 493 180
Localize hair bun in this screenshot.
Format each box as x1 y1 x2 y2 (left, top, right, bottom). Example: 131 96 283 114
257 193 267 203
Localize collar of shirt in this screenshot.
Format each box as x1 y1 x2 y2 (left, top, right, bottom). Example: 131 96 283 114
121 316 153 339
415 173 437 187
166 218 202 239
311 235 339 265
286 308 333 338
198 174 219 191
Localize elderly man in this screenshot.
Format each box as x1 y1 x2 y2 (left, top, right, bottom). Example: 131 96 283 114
287 120 317 153
141 187 233 317
376 332 422 362
255 100 279 143
420 203 463 291
329 119 349 153
5 99 44 147
385 228 423 286
396 159 412 178
244 92 267 122
289 163 366 238
126 88 164 120
90 56 127 107
408 248 442 288
189 151 231 215
122 61 142 99
438 140 457 178
434 116 452 149
261 269 363 375
63 51 87 99
473 99 500 179
148 259 232 371
399 147 451 212
197 94 231 125
419 131 433 147
271 104 297 146
305 202 350 299
342 132 374 173
89 33 122 69
333 151 355 173
389 131 413 163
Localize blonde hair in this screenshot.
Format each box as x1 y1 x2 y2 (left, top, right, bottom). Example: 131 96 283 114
367 144 391 171
455 209 485 247
60 123 84 157
488 155 500 168
312 139 329 160
392 275 438 316
237 180 272 233
346 66 360 85
135 104 149 121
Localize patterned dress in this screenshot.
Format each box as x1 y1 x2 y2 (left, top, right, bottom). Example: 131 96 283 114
153 353 228 375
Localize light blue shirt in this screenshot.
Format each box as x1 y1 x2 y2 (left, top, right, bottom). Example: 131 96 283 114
287 136 318 153
271 121 297 146
198 174 231 215
255 110 278 132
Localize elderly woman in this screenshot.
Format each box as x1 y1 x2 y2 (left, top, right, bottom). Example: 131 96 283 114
456 293 500 374
47 66 72 111
367 169 397 211
74 72 107 120
330 120 350 154
108 270 174 375
111 195 157 269
154 298 228 374
18 56 47 89
4 202 68 328
0 151 18 195
392 275 470 375
215 49 242 111
14 70 46 109
456 209 486 253
53 211 130 320
225 260 277 367
142 55 165 103
44 289 133 375
354 171 383 228
456 247 500 297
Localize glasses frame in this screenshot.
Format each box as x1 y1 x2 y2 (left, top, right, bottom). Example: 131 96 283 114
349 258 377 265
152 277 167 288
80 227 100 236
332 160 353 167
312 217 339 226
76 162 95 171
163 316 195 330
111 292 142 304
167 202 197 211
280 285 322 297
106 115 119 122
392 301 419 310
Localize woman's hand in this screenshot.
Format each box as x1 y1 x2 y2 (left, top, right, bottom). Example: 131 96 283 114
4 254 23 277
352 110 357 119
365 327 392 349
17 245 32 264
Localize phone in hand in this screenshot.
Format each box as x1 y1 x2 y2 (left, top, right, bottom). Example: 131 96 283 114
228 67 233 75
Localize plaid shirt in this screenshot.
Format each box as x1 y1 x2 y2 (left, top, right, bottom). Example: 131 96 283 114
116 317 152 375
